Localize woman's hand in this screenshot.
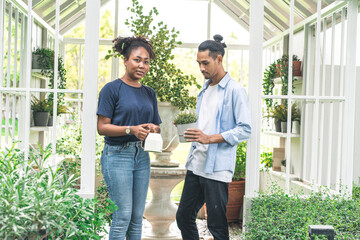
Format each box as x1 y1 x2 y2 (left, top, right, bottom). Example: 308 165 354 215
146 123 160 133
131 124 150 141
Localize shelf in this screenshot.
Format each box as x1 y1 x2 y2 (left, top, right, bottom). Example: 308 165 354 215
268 168 300 181
31 69 47 80
30 126 52 132
263 131 300 138
274 76 302 85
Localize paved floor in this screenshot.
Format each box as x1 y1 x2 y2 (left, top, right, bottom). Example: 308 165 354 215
102 219 243 239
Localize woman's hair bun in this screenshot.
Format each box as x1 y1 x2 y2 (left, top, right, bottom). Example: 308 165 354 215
213 34 223 42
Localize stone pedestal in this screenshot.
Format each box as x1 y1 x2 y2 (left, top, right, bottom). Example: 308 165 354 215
143 166 186 240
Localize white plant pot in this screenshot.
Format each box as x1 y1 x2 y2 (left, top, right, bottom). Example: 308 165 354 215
291 120 300 134
152 102 180 167
281 165 286 173
176 123 197 143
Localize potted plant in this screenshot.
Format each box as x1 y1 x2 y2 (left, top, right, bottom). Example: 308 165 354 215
32 48 68 126
291 103 301 134
227 141 246 223
47 97 73 126
262 61 277 116
173 112 197 143
31 95 50 126
281 159 286 173
276 54 301 96
263 55 301 117
265 103 287 132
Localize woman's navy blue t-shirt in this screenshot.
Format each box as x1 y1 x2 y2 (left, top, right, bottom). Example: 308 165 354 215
97 79 162 145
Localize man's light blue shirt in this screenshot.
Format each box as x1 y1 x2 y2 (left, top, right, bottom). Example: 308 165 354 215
185 73 252 175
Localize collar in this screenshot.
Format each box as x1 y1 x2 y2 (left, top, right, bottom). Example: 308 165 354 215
204 72 231 89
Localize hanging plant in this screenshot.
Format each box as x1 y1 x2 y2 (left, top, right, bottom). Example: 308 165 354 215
262 61 277 114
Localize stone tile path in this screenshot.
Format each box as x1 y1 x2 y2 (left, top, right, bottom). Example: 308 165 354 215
102 219 243 239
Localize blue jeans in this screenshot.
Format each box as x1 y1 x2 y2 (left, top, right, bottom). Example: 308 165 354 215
101 142 150 240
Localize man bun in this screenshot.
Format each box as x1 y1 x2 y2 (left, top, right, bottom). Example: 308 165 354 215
213 34 227 48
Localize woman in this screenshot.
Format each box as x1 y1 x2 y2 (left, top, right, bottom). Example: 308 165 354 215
97 36 161 240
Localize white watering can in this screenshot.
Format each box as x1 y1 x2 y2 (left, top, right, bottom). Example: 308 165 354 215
142 133 178 153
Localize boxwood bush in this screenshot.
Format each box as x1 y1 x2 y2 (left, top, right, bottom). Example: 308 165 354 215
244 184 360 239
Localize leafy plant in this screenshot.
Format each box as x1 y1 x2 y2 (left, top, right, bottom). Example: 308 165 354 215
277 54 300 97
262 62 277 113
32 48 67 116
263 55 301 115
266 103 287 122
233 141 247 181
173 112 197 125
234 143 274 180
291 102 301 121
47 96 73 116
106 0 201 111
0 143 116 239
244 185 360 239
260 147 273 169
31 95 50 113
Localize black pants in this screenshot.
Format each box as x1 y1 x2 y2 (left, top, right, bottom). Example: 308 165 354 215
176 170 229 240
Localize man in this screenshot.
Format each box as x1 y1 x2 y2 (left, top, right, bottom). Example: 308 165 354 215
176 34 252 240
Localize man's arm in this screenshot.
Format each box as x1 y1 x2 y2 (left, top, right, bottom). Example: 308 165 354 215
184 129 225 144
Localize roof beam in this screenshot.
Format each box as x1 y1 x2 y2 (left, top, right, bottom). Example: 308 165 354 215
42 0 77 22
264 6 288 30
216 0 273 40
32 0 43 8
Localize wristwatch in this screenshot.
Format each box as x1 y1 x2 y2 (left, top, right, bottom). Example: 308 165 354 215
125 126 131 135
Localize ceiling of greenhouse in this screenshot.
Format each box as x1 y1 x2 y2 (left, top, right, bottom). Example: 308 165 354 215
24 0 339 40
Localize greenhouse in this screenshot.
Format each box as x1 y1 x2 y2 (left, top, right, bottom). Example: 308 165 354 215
1 0 360 239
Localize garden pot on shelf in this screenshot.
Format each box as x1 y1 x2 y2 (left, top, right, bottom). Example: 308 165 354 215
274 119 281 132
33 112 50 126
226 179 245 223
176 122 197 143
48 115 53 126
281 121 287 133
291 120 300 134
292 61 302 76
276 60 302 77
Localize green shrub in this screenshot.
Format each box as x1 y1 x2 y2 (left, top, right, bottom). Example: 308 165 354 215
0 143 115 239
244 185 360 239
233 143 273 180
260 147 273 169
173 112 197 125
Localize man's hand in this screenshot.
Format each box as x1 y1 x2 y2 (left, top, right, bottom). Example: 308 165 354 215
184 129 210 144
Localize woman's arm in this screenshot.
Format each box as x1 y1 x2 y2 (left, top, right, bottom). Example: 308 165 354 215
97 115 150 141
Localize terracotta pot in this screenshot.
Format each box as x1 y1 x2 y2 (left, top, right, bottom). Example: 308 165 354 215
276 61 302 77
292 60 302 76
276 63 281 77
226 179 245 223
